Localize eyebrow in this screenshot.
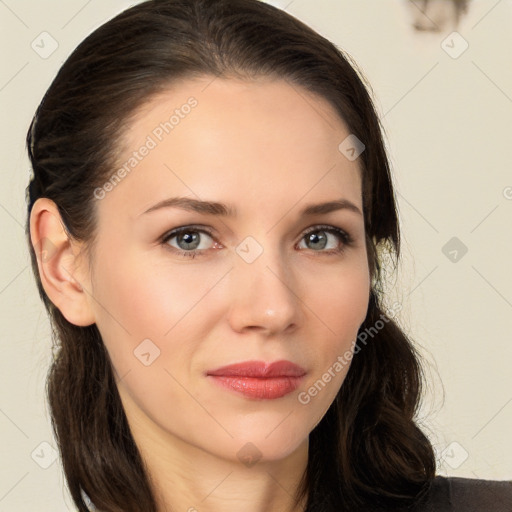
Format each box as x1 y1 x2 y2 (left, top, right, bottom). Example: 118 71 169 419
140 196 362 217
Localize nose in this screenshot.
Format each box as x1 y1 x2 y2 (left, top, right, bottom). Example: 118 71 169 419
226 242 302 336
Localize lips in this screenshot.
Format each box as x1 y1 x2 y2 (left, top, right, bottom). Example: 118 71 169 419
206 360 306 400
207 360 306 378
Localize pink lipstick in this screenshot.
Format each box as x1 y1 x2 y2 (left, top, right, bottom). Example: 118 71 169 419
207 360 306 400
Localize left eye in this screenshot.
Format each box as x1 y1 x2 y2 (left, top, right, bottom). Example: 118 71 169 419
298 226 351 252
160 224 352 259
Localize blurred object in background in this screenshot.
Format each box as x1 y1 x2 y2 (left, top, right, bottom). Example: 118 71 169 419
407 0 471 32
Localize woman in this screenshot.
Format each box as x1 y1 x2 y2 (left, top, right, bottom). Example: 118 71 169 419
25 0 511 511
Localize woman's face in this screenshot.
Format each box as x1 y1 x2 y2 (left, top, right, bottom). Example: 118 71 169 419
85 76 370 464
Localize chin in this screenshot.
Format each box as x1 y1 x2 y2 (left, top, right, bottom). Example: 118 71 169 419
225 428 308 465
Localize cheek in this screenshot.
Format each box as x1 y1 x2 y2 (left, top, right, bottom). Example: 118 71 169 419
301 260 370 391
89 250 226 380
91 248 204 333
89 256 207 424
308 258 370 337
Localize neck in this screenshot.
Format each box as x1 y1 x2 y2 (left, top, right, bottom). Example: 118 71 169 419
152 442 309 512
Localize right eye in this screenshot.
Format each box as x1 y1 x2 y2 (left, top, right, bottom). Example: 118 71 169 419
160 225 219 259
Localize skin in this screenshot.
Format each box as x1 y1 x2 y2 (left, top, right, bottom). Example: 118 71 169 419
31 76 370 512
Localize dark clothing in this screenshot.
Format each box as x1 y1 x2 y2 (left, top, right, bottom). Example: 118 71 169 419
413 476 512 511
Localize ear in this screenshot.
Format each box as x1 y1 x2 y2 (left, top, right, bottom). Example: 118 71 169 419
29 198 96 326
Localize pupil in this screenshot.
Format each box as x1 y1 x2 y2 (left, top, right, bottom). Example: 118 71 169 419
309 231 326 249
180 232 199 249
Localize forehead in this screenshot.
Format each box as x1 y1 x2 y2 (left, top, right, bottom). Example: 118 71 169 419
101 76 363 221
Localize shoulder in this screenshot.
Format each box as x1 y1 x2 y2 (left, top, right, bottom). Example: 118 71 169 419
412 475 512 512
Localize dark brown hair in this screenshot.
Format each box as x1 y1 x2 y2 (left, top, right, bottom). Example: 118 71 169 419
25 1 436 510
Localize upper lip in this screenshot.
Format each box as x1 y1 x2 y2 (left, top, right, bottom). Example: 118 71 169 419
207 360 306 378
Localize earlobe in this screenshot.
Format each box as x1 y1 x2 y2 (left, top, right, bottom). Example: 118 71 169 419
30 198 96 327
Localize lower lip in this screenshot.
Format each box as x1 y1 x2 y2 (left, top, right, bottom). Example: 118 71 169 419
208 375 304 399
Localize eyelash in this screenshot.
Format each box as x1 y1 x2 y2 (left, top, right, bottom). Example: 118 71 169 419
160 224 354 259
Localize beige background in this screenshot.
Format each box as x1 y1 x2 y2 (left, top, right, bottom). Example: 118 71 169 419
1 0 511 509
